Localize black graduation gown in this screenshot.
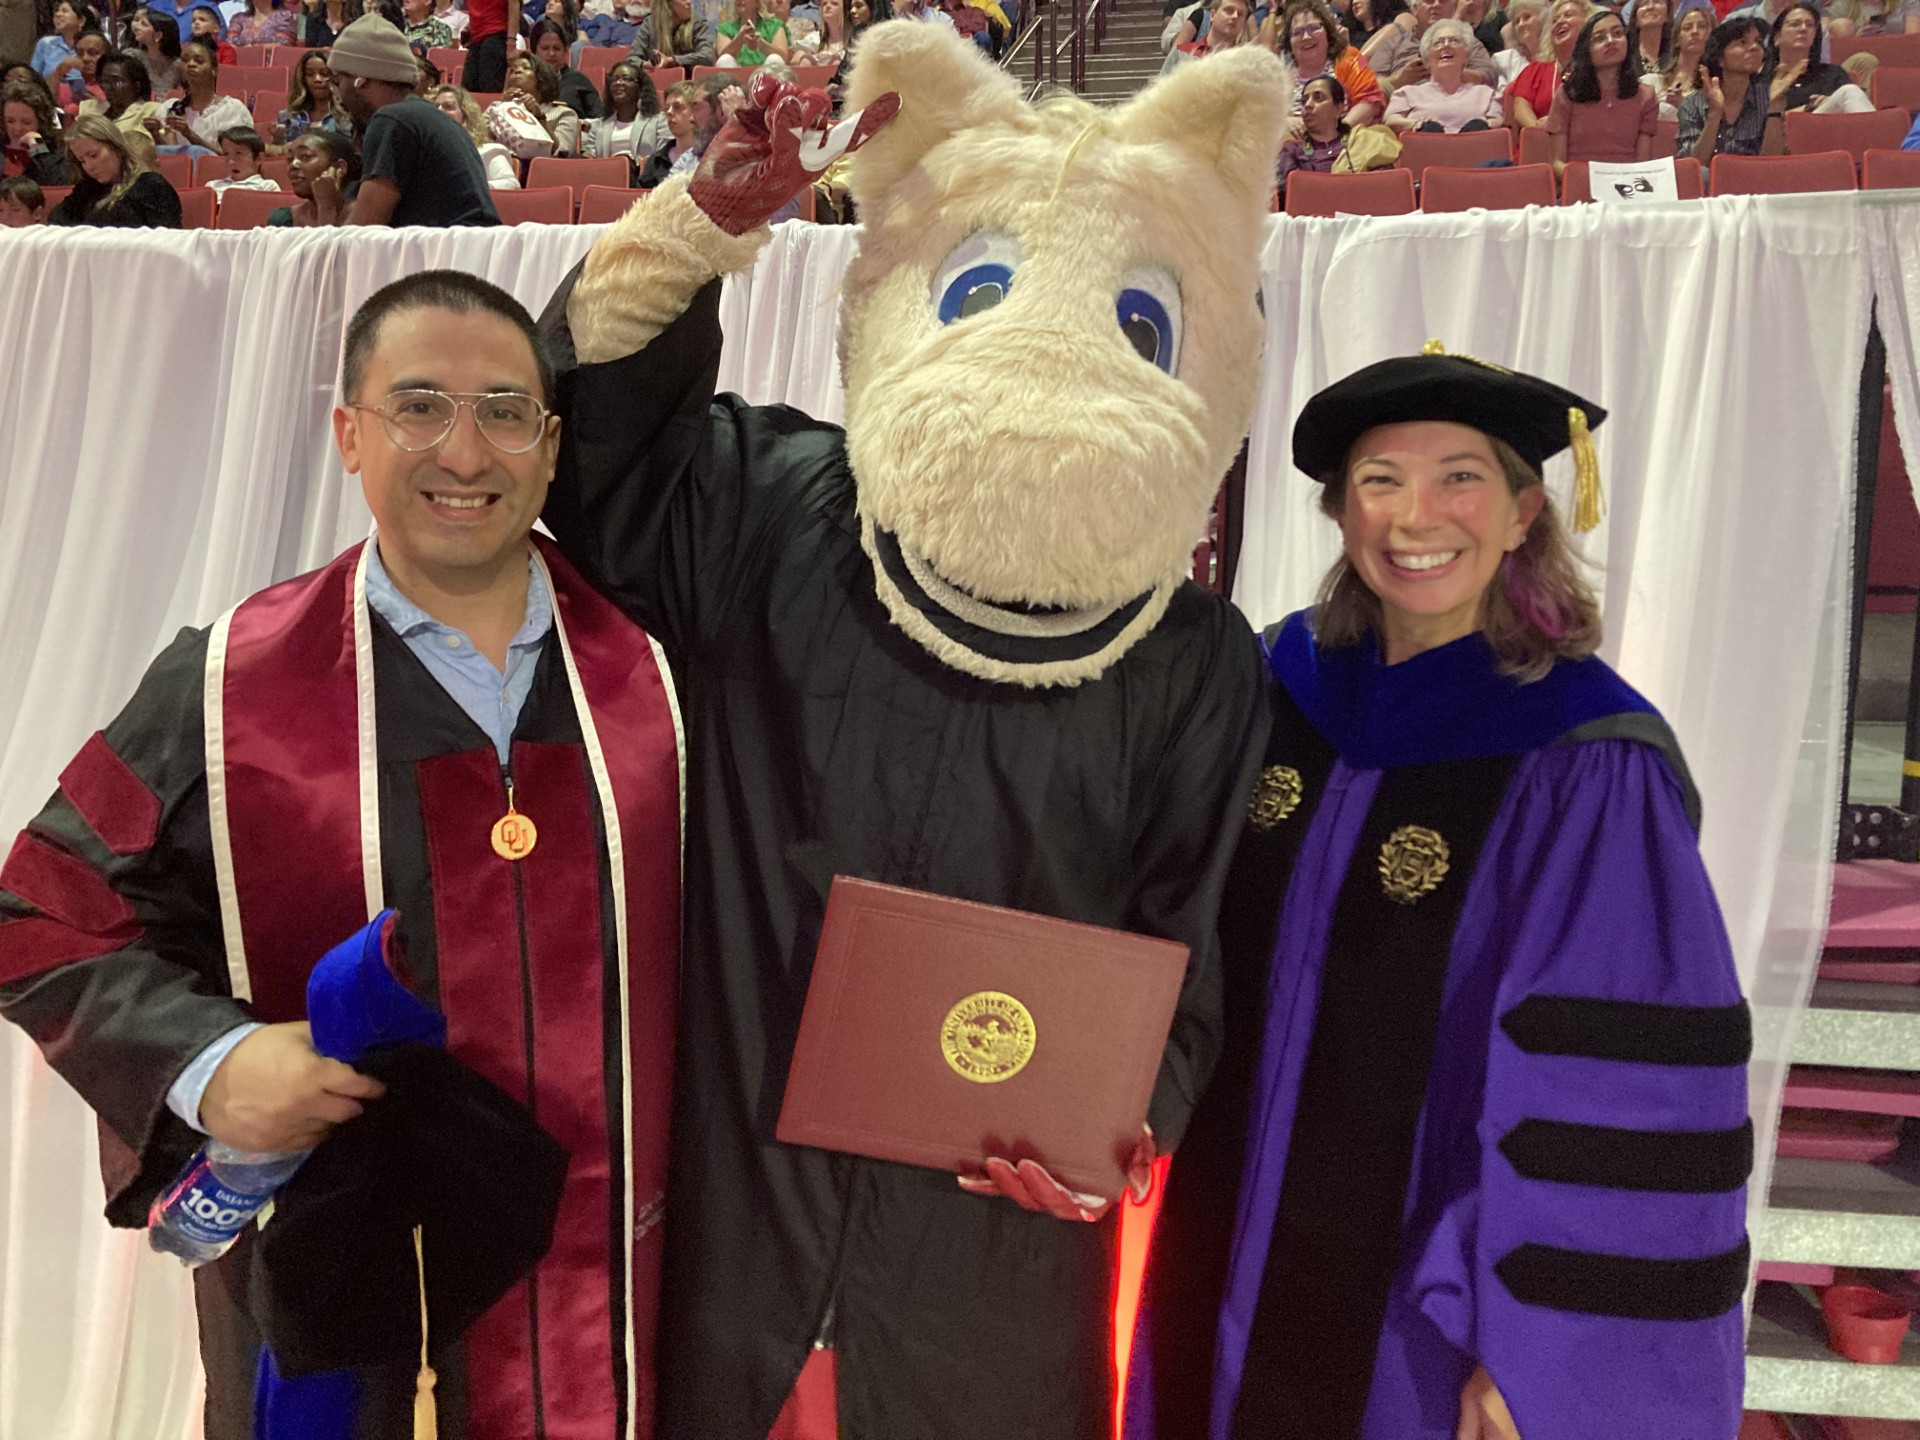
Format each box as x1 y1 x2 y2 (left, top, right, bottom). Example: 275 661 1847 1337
541 278 1269 1438
0 615 644 1440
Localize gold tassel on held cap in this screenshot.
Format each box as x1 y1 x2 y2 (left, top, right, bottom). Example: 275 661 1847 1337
413 1225 438 1440
1568 406 1604 534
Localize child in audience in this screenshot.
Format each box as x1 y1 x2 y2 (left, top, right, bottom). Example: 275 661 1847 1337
209 124 280 189
0 173 47 223
184 4 239 65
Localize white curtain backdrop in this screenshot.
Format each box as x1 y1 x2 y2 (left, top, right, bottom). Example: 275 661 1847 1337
0 196 1910 1435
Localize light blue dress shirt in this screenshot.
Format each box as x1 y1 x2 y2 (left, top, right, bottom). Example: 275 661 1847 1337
164 545 554 1133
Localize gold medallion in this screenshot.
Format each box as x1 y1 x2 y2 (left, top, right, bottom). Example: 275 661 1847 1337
940 990 1037 1084
1248 765 1305 830
1379 824 1449 905
491 781 537 861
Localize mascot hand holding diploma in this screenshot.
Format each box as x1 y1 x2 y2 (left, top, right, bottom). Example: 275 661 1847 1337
543 25 1288 1438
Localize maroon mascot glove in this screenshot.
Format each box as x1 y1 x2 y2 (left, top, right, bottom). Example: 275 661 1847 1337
687 70 901 236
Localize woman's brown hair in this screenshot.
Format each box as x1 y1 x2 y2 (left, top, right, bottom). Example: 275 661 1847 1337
1313 434 1601 682
68 111 151 214
1260 0 1349 63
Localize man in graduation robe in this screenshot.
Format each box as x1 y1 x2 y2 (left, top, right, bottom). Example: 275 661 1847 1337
0 271 684 1440
538 25 1289 1439
1131 355 1751 1439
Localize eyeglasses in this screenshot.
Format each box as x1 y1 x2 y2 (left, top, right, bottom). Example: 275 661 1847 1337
349 389 551 454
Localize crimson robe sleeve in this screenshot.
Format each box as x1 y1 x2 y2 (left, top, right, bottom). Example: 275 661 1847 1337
0 626 256 1224
1406 739 1750 1438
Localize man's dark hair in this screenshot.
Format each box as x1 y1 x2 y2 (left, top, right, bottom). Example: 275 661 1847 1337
1564 11 1641 101
0 175 47 210
1702 14 1767 76
219 123 265 153
341 270 555 405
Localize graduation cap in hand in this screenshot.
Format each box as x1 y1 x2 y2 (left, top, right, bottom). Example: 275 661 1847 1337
249 913 568 1380
1292 341 1610 531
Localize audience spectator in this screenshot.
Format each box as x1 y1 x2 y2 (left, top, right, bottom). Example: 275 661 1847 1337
1768 1 1873 109
1278 72 1354 190
584 0 645 44
770 0 820 50
0 172 47 221
635 71 707 182
717 0 790 61
400 0 455 43
1839 45 1875 87
1343 0 1410 49
1546 9 1656 165
630 0 715 61
1905 107 1920 147
889 0 957 27
208 120 278 186
1364 0 1497 96
268 123 356 219
0 0 30 76
330 11 499 222
504 49 579 149
151 36 248 151
432 0 469 38
229 0 300 43
127 8 181 96
462 0 510 90
1493 0 1548 82
1385 17 1501 125
77 51 163 136
1625 0 1670 63
276 48 347 145
1265 0 1383 126
1460 0 1504 51
531 19 600 114
431 80 521 182
1508 0 1592 127
1655 0 1709 109
62 29 108 114
813 0 851 60
184 3 239 64
1677 14 1784 160
4 77 71 180
32 1 95 104
1825 0 1915 35
300 0 365 44
410 37 441 90
1167 0 1251 64
50 112 182 223
585 57 666 162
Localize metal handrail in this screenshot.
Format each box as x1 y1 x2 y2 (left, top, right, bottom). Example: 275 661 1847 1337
998 0 1114 96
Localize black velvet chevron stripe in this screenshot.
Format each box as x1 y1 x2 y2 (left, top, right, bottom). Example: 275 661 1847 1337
1498 1118 1753 1193
1500 995 1751 1067
1495 1239 1751 1321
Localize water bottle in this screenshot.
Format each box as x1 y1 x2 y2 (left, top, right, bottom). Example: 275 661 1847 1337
147 1141 311 1266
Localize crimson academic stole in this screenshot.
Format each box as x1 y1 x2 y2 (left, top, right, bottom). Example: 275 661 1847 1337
202 534 683 1440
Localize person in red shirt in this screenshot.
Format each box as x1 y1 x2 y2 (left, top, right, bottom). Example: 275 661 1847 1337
463 0 510 90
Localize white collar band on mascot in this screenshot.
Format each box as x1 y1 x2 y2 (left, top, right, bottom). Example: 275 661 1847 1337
838 23 1288 689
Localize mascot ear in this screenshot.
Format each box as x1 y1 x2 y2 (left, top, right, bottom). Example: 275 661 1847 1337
1112 46 1292 211
843 20 1031 209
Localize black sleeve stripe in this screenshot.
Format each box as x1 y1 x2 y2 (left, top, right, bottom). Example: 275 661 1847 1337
1500 995 1751 1067
1498 1118 1752 1193
1494 1239 1750 1321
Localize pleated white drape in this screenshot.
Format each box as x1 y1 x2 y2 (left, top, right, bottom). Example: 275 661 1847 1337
0 195 1911 1436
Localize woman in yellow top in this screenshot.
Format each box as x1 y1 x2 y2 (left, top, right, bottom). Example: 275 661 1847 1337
717 0 790 66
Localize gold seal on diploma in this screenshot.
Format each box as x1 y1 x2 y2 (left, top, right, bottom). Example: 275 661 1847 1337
1379 825 1449 904
940 991 1037 1084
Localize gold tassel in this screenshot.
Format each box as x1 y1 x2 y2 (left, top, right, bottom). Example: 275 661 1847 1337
1569 406 1604 533
413 1225 438 1440
1421 338 1447 355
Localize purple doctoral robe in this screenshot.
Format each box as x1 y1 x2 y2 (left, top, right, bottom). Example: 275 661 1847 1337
1129 610 1751 1440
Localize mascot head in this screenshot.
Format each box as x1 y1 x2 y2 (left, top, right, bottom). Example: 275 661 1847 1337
838 25 1286 687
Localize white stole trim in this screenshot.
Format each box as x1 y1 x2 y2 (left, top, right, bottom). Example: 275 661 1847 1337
204 604 251 1004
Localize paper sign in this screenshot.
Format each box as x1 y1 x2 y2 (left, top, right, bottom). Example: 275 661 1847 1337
1588 158 1682 203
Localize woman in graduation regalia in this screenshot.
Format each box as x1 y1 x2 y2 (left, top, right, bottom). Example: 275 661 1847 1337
1131 349 1752 1440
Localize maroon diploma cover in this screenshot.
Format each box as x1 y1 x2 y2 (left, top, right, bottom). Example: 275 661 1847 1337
776 876 1189 1196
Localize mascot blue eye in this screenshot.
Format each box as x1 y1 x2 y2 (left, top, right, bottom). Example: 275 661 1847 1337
937 263 1015 324
1117 289 1175 372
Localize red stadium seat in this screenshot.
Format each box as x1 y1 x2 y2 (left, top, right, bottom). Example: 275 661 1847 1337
1832 32 1920 66
646 65 682 98
1709 149 1858 193
1393 127 1514 182
1654 117 1679 155
1517 125 1550 165
1873 66 1920 112
260 154 290 188
215 186 287 228
1419 161 1557 211
191 152 221 186
578 60 609 92
1560 156 1703 202
177 187 217 228
492 186 574 223
251 97 282 134
470 91 503 107
220 65 283 98
154 152 192 188
692 65 758 86
1784 107 1912 168
524 155 629 209
1283 167 1417 216
788 64 838 89
41 184 71 211
579 183 645 222
1864 146 1920 188
578 44 630 67
428 47 467 79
